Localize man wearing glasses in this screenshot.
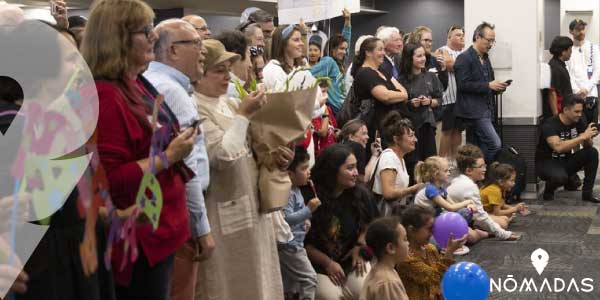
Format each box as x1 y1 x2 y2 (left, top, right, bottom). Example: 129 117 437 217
454 21 508 164
143 19 214 300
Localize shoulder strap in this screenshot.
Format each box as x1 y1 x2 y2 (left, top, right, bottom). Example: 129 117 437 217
368 149 392 191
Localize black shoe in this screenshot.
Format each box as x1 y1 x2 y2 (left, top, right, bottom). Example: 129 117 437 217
543 192 554 201
583 195 600 204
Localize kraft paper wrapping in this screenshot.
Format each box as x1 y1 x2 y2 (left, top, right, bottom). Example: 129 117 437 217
250 86 319 212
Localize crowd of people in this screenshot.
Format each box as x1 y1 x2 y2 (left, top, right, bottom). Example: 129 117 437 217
1 0 600 300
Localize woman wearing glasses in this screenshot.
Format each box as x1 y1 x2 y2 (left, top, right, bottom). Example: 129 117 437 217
193 39 289 300
82 0 196 299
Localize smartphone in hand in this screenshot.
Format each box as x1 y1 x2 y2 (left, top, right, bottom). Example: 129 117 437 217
505 79 513 86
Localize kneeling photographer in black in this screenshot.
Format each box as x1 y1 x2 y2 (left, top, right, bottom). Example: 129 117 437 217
536 94 600 202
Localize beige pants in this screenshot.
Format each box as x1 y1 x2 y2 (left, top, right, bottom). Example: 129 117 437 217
315 262 371 300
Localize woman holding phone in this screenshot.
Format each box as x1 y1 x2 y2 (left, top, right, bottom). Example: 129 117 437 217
398 43 444 185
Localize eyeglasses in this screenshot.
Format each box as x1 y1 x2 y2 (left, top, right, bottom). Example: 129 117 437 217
131 24 154 39
473 164 487 170
481 37 496 45
249 46 264 57
172 39 203 49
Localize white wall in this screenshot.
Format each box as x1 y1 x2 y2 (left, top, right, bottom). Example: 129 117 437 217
464 0 544 122
560 0 599 45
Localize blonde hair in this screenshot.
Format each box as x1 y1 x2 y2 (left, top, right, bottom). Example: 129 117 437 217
414 156 446 183
408 26 432 45
81 0 155 79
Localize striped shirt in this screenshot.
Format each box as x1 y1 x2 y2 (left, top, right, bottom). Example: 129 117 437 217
440 46 464 105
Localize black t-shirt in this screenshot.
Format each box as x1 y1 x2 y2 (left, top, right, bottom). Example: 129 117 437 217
536 115 586 160
544 57 573 119
354 67 402 128
305 185 379 274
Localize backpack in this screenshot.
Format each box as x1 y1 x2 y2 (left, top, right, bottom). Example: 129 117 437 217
335 84 375 128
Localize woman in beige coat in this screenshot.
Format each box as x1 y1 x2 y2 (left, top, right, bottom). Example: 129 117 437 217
193 39 293 300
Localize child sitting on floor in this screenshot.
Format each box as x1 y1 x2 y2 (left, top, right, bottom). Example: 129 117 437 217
396 206 466 300
359 217 409 300
480 162 530 229
447 144 520 241
413 156 487 253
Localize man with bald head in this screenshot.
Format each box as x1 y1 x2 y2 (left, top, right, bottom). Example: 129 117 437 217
183 14 211 40
143 18 214 300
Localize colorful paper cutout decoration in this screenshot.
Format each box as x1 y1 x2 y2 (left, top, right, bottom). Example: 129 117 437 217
134 172 163 232
119 206 140 272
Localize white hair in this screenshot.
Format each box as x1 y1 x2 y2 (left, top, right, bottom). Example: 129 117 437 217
376 26 400 44
355 34 374 55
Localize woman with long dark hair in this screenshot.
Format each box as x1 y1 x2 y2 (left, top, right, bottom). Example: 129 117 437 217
305 144 379 299
398 43 444 185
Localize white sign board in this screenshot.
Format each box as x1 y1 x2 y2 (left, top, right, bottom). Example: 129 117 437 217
278 0 360 25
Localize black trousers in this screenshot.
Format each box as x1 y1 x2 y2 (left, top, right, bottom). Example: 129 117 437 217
583 97 598 125
406 124 437 185
115 250 175 300
536 146 599 195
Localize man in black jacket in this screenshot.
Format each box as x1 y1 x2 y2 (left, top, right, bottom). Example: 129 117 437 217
376 26 403 81
454 22 508 163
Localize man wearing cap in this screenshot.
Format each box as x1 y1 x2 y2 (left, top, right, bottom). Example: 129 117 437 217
193 39 286 300
567 18 600 125
142 19 213 300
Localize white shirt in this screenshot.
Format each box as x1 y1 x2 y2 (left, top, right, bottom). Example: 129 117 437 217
567 40 600 98
439 45 464 105
372 149 409 199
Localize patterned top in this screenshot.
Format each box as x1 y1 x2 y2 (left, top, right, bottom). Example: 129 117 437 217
396 243 455 300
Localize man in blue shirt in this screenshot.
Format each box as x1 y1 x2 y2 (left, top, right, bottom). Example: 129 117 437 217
454 22 509 163
143 19 212 300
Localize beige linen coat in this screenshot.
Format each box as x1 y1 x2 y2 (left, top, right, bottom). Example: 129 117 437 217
194 93 284 300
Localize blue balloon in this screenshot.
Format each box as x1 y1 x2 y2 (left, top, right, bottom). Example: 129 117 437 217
442 261 490 300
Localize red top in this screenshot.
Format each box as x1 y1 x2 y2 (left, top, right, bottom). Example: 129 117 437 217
95 79 189 285
312 105 338 155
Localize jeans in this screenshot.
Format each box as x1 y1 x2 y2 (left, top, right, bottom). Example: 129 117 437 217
465 112 501 164
536 146 599 197
278 245 317 300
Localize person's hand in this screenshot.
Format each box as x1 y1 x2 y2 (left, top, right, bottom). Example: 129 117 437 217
350 246 367 277
165 127 197 164
420 96 432 106
583 123 599 139
435 50 446 70
307 197 321 212
0 265 28 294
195 233 216 261
325 260 346 286
274 145 295 170
577 88 589 99
370 137 382 157
299 18 308 35
489 80 508 92
411 182 426 194
445 233 468 256
79 225 98 277
466 203 477 212
410 98 421 108
50 0 69 29
240 91 267 118
342 8 351 20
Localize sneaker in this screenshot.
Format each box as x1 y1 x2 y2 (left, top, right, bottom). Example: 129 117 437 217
442 245 470 256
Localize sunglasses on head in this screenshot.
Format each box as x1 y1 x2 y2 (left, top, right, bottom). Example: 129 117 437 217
447 24 464 35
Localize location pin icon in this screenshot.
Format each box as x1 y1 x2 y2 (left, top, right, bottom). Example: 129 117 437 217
531 248 549 275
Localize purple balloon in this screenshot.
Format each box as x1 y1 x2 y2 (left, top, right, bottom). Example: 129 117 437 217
433 212 468 248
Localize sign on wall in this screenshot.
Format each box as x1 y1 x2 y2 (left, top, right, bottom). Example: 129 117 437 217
277 0 359 25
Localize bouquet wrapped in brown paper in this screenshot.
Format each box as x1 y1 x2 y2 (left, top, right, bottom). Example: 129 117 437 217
249 85 319 212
